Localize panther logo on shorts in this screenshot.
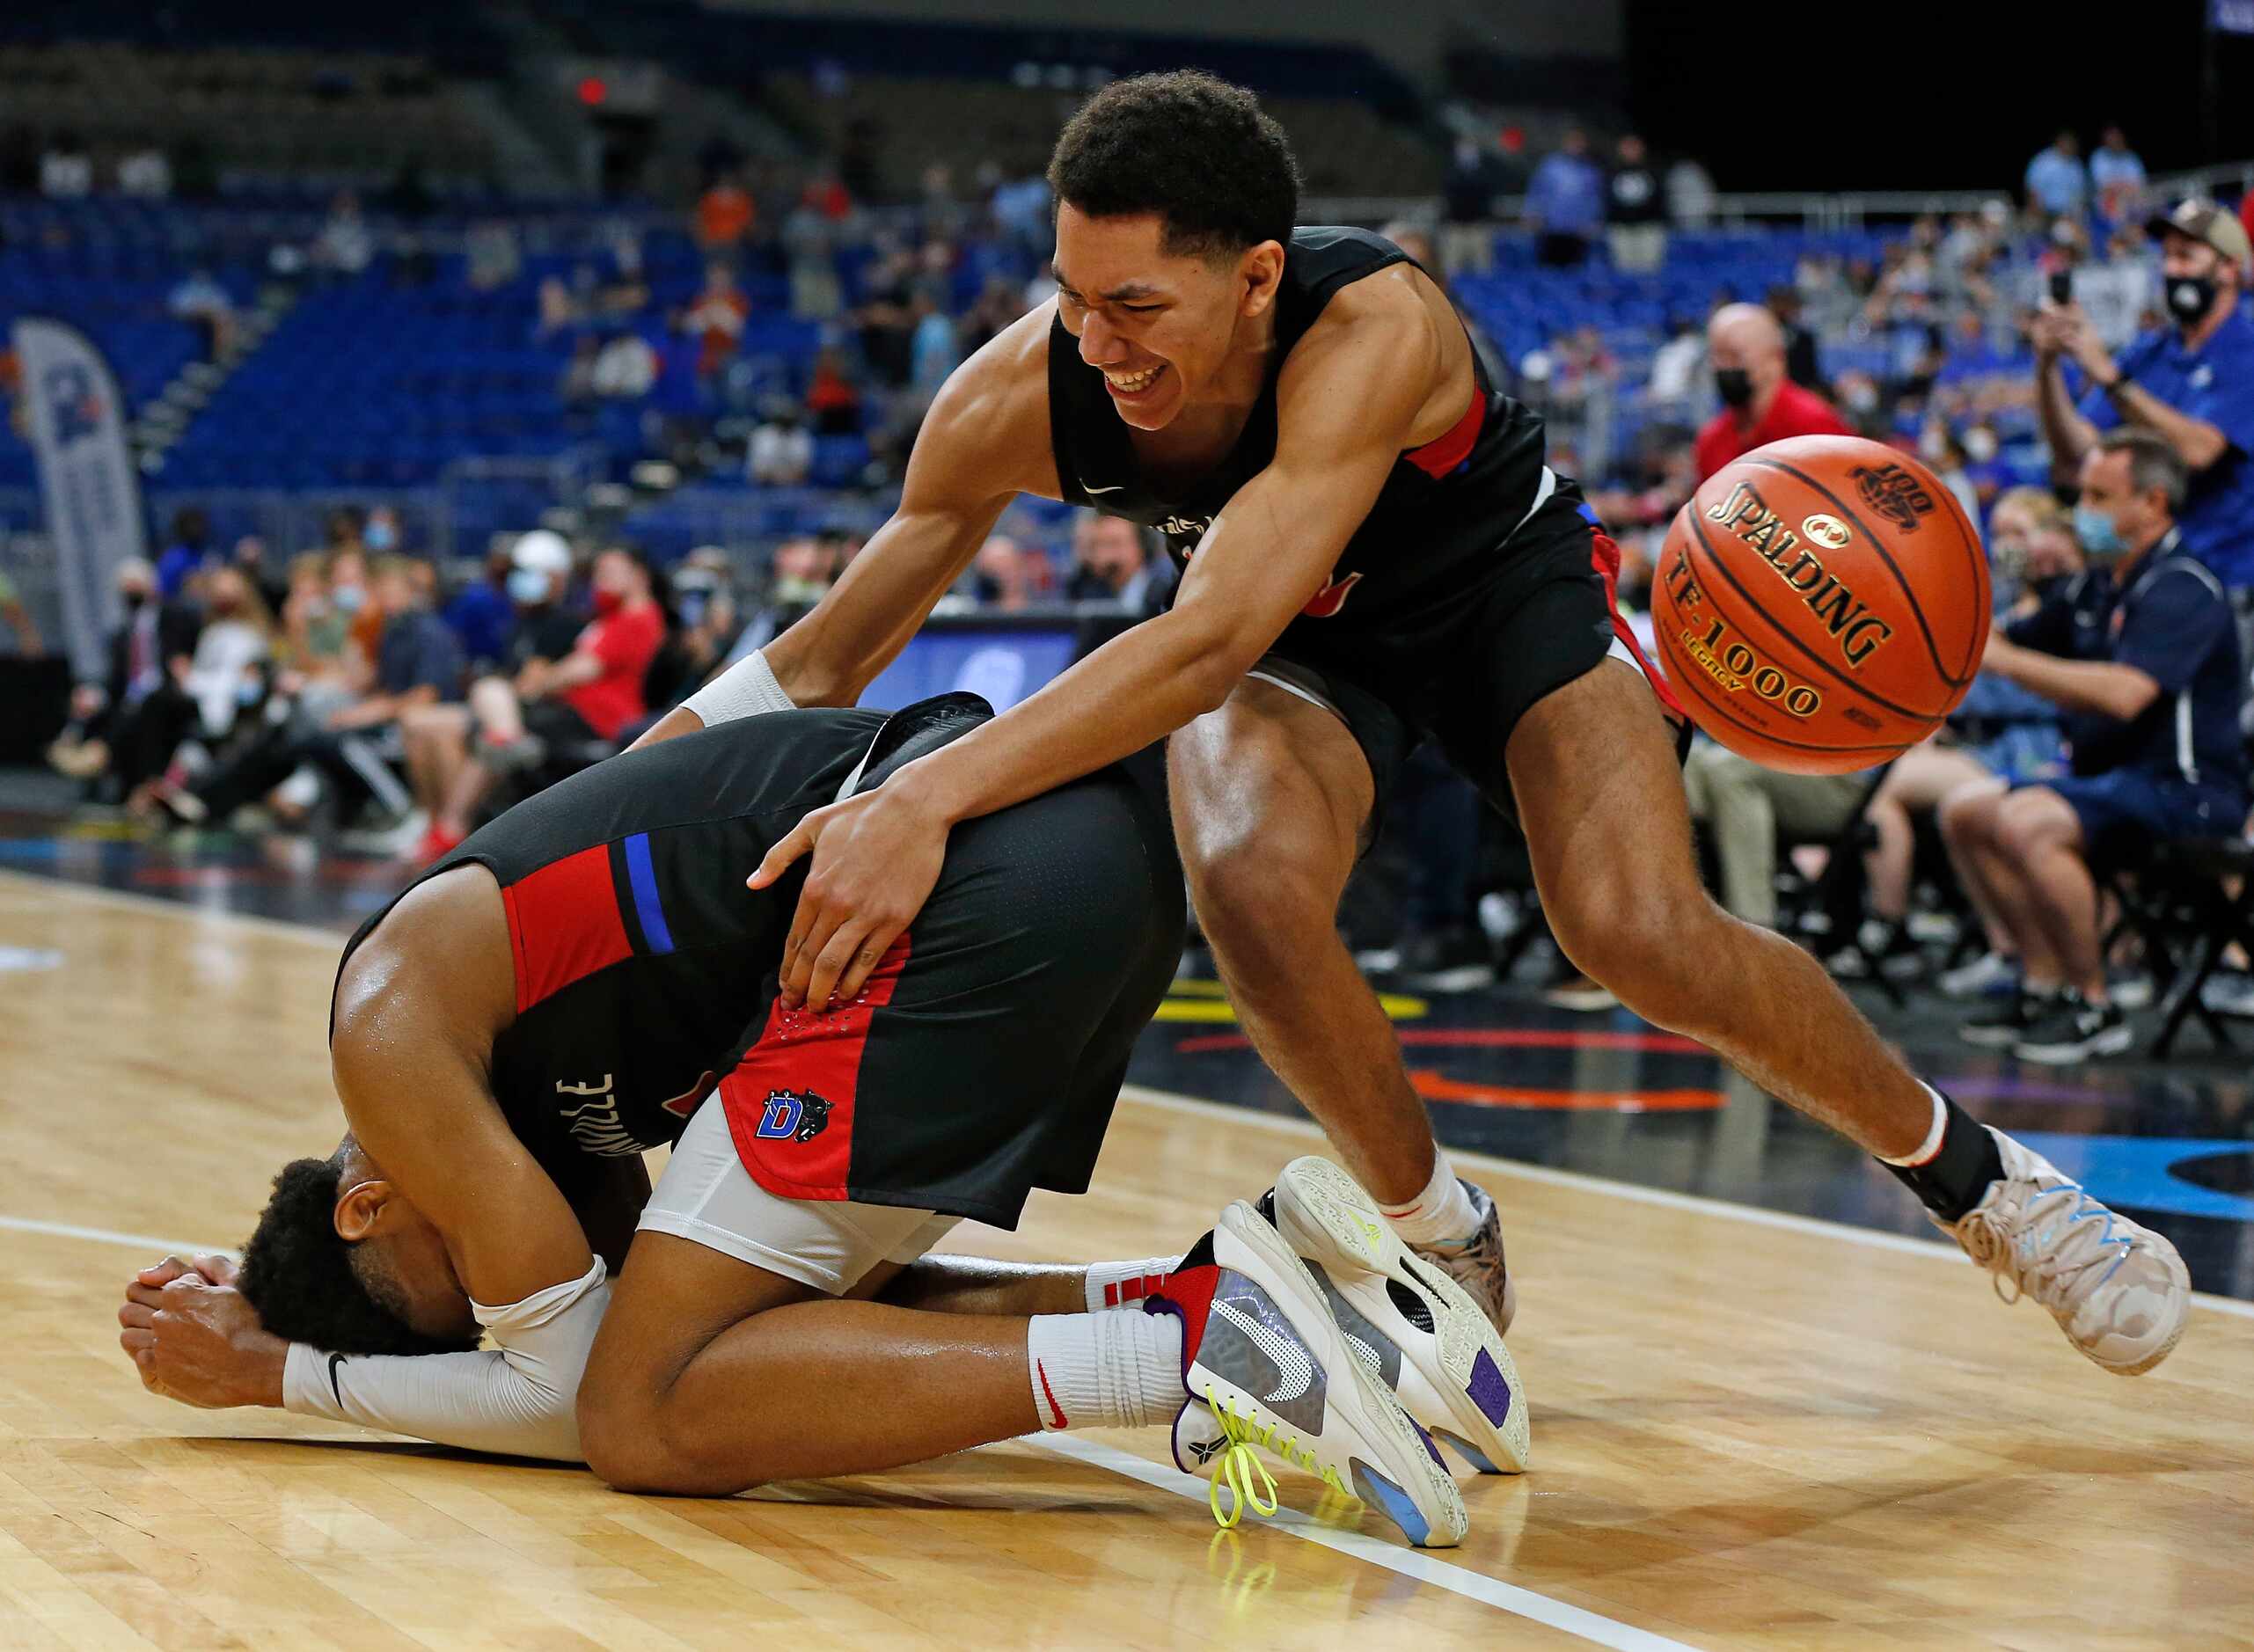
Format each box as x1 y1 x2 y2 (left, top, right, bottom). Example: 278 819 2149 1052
753 1087 832 1143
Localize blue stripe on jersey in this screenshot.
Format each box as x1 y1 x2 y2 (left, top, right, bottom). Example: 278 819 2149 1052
622 832 675 954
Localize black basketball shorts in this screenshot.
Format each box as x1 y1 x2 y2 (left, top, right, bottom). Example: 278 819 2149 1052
1246 492 1688 835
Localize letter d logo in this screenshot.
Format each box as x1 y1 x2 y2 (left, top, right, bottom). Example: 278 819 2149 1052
755 1091 804 1140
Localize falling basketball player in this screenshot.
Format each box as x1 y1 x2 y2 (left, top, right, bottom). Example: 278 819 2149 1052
118 694 1512 1549
660 71 2188 1372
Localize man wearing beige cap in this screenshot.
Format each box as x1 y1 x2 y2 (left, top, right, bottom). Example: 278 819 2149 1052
2037 199 2254 589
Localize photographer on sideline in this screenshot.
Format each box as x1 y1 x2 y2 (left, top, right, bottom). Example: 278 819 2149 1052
2035 201 2254 595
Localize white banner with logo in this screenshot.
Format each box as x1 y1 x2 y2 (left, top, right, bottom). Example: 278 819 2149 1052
13 318 148 679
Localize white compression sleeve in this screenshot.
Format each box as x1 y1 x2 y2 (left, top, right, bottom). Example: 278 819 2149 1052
679 647 797 729
281 1258 610 1463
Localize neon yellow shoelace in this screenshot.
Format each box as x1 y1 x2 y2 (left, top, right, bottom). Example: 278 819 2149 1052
1201 1387 1357 1530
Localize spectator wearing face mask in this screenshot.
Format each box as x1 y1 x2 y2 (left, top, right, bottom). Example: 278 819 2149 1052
1693 303 1852 480
1943 430 2246 1062
2036 200 2254 591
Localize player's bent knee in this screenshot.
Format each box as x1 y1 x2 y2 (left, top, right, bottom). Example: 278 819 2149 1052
1547 883 1721 1023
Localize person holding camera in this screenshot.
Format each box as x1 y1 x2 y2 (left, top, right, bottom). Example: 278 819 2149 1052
2035 201 2254 592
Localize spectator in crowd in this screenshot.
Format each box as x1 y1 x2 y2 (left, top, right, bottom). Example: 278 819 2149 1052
717 532 845 669
1645 313 1708 422
2024 131 2089 222
970 534 1037 611
750 398 815 486
38 132 93 199
991 165 1052 256
154 508 216 602
160 557 463 834
363 505 404 555
959 275 1028 356
1918 420 1980 521
0 566 40 654
48 559 200 801
465 219 523 292
400 531 585 853
591 329 660 398
696 169 757 252
663 547 740 708
684 262 749 382
116 135 171 198
804 347 865 435
1606 135 1666 274
909 285 961 397
313 191 376 276
1766 286 1826 392
1943 431 2248 1061
1525 128 1605 269
419 546 666 858
1671 736 1869 951
2089 126 2147 223
444 544 521 673
1665 153 1717 230
1693 303 1852 479
231 536 287 617
1441 136 1501 277
179 565 274 739
2068 222 2157 354
1851 488 2079 987
1061 511 1160 609
2036 200 2254 589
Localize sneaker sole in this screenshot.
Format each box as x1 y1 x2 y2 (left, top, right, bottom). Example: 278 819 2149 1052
2011 1024 2135 1064
2097 1240 2192 1376
1275 1157 1531 1475
1217 1203 1469 1547
1957 1023 2028 1049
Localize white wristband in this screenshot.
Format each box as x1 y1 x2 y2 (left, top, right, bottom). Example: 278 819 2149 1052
681 648 797 729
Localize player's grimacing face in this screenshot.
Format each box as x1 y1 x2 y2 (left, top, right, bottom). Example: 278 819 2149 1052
1052 204 1277 431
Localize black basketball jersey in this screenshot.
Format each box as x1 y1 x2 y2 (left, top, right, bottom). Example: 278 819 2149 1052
1046 226 1555 651
330 704 956 1199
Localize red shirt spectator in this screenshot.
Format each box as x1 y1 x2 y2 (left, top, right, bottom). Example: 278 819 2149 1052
684 265 749 377
564 597 663 741
696 179 754 250
1694 303 1851 479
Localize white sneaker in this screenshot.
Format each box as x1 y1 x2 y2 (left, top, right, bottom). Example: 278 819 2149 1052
1942 1127 2191 1375
1149 1202 1468 1548
1937 951 2018 999
2201 970 2254 1018
1272 1159 1529 1473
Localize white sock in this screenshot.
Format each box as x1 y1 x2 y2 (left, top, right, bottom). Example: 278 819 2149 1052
1878 1082 1950 1168
1082 1256 1181 1314
1378 1147 1482 1246
1026 1311 1182 1432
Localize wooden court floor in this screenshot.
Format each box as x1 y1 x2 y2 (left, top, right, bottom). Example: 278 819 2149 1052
3 869 2251 1650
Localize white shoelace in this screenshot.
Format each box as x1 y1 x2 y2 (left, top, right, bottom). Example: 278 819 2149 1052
1957 1176 2135 1312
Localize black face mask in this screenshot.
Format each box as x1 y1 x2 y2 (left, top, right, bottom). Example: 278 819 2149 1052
1715 368 1756 408
2167 274 2219 327
121 590 149 611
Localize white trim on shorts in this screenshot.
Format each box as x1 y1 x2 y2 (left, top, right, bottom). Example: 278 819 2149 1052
638 1097 959 1295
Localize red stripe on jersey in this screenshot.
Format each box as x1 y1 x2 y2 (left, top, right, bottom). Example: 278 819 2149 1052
718 932 913 1202
501 846 633 1014
1588 527 1687 721
1402 393 1484 479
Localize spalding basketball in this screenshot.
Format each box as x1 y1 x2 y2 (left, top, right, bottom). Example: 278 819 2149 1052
1650 435 1989 775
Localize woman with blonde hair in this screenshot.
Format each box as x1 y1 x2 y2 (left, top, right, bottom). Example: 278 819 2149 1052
1842 487 2082 990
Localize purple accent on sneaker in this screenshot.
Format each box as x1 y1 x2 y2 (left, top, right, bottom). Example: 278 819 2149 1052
1412 1416 1444 1467
1167 1400 1196 1473
1467 1348 1512 1427
1140 1293 1195 1388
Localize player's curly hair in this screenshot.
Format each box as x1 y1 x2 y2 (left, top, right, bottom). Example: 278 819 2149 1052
237 1153 479 1357
1046 70 1300 259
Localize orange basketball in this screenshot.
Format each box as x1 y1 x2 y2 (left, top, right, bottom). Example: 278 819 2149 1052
1650 435 1990 775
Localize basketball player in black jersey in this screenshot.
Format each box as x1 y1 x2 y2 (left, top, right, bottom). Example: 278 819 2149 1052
113 696 1489 1545
656 71 2186 1372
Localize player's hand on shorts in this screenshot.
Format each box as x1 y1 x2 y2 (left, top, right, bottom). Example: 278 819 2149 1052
119 1268 286 1409
750 785 947 1012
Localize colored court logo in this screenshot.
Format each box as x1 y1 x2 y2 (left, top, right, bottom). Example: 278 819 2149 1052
754 1087 832 1143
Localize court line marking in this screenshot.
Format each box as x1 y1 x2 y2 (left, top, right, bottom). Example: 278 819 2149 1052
1033 1434 1698 1652
1117 1085 2254 1323
0 1213 223 1259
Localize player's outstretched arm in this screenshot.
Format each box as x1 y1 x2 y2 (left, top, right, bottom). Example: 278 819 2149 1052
752 281 1446 1011
629 309 1057 751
